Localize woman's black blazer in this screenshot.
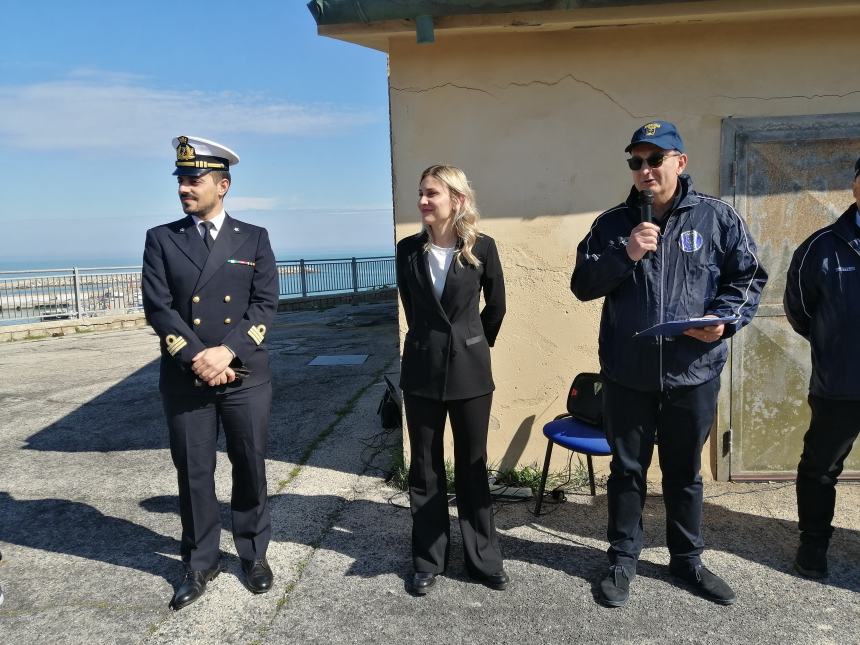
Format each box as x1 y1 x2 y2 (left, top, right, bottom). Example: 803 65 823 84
396 231 506 401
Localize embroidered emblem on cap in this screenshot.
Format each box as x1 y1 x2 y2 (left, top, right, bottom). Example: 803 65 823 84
679 230 704 253
176 136 196 161
643 122 661 136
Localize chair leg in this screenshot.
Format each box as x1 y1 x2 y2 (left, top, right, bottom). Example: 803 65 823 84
586 454 596 496
534 440 554 515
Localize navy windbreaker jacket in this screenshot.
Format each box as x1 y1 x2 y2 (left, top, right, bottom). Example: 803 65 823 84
571 175 768 392
783 203 860 400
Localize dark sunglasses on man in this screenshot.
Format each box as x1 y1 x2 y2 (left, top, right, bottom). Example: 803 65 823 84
627 152 681 171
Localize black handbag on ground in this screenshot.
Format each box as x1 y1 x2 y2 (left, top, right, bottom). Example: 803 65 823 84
566 372 604 426
377 375 402 429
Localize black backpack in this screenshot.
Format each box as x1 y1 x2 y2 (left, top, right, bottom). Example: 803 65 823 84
377 375 402 429
566 372 604 426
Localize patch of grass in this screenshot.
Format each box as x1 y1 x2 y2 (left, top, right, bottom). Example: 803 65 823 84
387 454 455 492
491 462 549 492
388 455 591 495
387 449 409 491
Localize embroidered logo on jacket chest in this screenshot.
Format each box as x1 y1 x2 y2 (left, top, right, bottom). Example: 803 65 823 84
679 230 704 253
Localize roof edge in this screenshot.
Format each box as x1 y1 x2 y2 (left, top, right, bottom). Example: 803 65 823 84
309 0 860 52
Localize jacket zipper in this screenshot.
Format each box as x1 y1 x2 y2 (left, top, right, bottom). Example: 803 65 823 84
658 230 665 393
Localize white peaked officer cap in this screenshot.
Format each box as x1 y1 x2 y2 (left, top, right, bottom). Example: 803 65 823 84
172 135 240 177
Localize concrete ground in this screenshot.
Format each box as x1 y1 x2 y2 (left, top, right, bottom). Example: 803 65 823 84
0 299 858 644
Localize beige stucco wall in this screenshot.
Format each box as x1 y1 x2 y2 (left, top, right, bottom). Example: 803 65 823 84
389 15 860 477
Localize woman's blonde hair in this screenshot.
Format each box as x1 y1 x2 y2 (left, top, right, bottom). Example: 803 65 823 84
419 164 481 267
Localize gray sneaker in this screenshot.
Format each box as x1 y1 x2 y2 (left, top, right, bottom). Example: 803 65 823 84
598 564 634 608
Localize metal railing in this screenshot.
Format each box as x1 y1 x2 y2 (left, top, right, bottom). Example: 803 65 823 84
0 256 395 325
276 256 395 298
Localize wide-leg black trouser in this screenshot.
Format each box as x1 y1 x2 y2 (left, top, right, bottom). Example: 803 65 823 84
603 376 719 569
796 394 860 546
404 392 503 577
163 382 272 571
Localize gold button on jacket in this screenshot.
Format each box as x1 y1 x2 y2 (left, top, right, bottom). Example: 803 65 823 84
224 295 231 303
193 318 201 326
192 295 200 303
224 318 232 324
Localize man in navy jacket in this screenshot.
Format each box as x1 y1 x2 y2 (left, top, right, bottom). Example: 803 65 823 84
142 136 278 609
572 121 767 608
783 156 860 579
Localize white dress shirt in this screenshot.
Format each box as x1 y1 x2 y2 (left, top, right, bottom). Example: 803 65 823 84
192 209 226 240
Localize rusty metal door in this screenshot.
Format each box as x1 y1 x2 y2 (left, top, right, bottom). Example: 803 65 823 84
717 114 860 480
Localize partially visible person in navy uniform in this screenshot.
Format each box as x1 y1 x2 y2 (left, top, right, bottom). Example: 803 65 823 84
784 155 860 580
142 135 278 610
396 165 508 596
571 121 767 608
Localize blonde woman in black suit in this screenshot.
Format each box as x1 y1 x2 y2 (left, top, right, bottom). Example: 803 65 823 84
396 164 507 595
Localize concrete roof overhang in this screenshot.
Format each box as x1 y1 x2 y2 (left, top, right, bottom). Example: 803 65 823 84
307 0 860 51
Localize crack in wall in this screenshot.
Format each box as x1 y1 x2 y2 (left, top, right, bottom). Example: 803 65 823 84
712 89 860 101
392 73 647 118
390 82 498 99
495 74 643 118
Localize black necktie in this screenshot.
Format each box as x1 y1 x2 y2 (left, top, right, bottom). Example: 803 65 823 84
200 221 215 252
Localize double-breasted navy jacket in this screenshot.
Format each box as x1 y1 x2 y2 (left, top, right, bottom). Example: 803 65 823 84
142 213 278 395
396 232 506 401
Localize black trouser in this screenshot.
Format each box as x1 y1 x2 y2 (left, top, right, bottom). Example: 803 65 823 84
404 392 503 577
163 382 272 571
603 376 719 569
796 394 860 547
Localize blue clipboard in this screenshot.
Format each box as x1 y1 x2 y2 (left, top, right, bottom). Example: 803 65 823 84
634 316 739 337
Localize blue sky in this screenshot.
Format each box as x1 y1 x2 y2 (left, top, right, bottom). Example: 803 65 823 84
0 1 392 266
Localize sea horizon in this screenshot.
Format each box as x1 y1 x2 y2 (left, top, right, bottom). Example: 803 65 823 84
0 247 395 273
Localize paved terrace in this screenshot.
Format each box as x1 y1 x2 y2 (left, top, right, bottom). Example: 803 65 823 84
0 300 858 644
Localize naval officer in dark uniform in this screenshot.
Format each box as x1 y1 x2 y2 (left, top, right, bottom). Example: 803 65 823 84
142 135 279 610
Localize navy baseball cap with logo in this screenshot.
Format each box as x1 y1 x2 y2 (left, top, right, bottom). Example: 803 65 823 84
625 120 685 153
172 135 240 177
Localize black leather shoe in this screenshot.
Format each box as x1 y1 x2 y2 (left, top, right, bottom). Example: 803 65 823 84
411 572 437 595
475 570 510 591
241 558 274 594
598 564 634 608
670 562 736 605
170 567 220 610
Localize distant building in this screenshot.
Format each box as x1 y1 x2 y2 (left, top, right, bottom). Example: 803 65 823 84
309 0 860 481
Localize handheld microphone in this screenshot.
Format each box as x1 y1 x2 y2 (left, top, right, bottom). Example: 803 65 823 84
640 189 654 260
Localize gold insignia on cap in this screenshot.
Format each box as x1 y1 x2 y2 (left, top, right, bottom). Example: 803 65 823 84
176 136 196 161
165 334 188 357
247 324 266 345
643 122 661 136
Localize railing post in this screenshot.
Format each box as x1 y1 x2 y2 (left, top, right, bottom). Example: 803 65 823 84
299 260 307 297
72 267 83 319
351 257 358 293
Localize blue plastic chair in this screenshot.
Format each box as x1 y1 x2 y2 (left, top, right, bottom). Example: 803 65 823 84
534 414 612 514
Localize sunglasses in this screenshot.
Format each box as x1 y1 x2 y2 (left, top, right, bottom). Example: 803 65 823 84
626 152 681 171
